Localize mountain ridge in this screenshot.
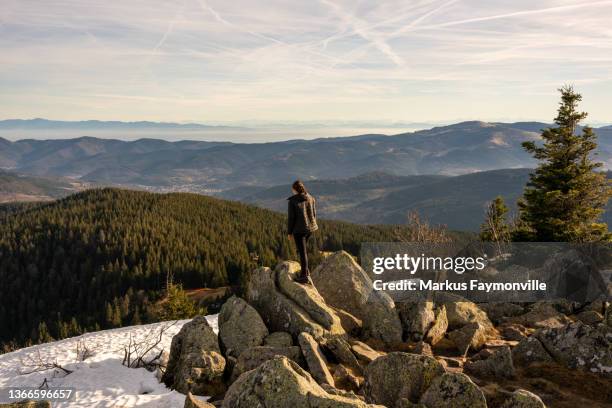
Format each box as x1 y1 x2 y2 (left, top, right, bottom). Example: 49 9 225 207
1 121 610 190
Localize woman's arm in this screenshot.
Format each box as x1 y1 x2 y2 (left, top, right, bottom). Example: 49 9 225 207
287 200 295 234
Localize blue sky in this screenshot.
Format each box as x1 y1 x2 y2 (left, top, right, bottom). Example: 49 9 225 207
1 0 612 125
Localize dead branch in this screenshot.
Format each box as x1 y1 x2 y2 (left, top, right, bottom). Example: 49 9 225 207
122 321 177 372
19 349 73 376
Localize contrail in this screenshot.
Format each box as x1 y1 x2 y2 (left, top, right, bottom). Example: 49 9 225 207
319 0 404 66
153 0 186 52
391 0 612 37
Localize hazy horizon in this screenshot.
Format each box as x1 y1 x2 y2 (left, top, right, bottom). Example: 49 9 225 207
1 117 611 143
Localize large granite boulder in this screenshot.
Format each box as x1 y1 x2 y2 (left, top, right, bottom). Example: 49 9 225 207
222 357 384 408
397 301 435 341
419 372 487 408
511 336 553 366
298 332 335 386
311 251 403 346
218 296 268 358
245 266 334 341
264 331 293 347
447 322 487 356
510 302 571 329
363 352 446 406
231 345 302 381
162 316 226 396
464 346 515 379
276 261 345 333
425 305 448 346
535 321 612 376
433 292 493 331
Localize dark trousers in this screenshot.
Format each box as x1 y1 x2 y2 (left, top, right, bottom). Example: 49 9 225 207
293 232 311 276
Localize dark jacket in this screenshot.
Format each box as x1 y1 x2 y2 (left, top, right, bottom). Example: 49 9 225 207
287 193 318 235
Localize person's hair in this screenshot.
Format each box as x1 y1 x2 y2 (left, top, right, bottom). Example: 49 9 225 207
292 180 307 194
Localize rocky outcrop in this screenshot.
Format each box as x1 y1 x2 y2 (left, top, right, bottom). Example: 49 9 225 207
1 403 51 408
535 321 612 376
363 352 445 406
184 393 215 408
277 261 345 333
231 345 302 381
298 332 335 386
162 316 226 396
222 357 384 408
218 296 268 358
500 389 546 408
464 346 515 379
311 251 403 346
398 301 435 341
245 266 337 341
419 372 487 408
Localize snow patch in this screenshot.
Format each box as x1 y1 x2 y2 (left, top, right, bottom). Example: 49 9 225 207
0 315 218 407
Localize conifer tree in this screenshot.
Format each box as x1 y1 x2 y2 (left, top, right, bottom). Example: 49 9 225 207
479 196 510 243
157 283 202 320
515 86 611 242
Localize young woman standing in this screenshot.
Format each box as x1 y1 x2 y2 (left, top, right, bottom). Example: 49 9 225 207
287 180 318 284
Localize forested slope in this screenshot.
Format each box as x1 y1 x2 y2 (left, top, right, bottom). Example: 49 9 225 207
0 188 408 347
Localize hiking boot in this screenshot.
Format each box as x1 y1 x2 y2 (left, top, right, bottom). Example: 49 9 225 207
294 273 310 284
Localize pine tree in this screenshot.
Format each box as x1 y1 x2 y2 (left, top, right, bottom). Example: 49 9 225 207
480 196 510 243
37 322 53 344
515 86 611 242
157 283 201 320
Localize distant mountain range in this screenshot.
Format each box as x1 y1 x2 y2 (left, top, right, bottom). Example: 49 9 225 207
0 118 248 131
231 169 612 231
1 121 610 190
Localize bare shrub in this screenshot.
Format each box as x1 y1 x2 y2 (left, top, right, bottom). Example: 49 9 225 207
19 349 73 376
122 322 176 372
75 339 94 362
395 211 451 243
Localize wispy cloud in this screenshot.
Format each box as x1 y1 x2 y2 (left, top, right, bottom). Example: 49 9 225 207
1 0 612 125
